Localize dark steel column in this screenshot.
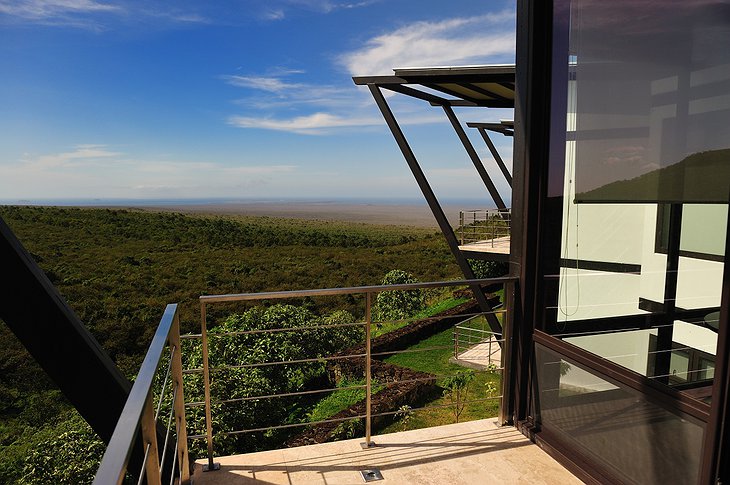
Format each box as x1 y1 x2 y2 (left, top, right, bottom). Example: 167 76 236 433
700 200 730 484
441 104 508 211
368 83 502 336
511 0 561 429
655 203 682 384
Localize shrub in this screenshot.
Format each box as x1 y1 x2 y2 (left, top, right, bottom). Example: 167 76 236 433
372 270 425 322
468 260 509 279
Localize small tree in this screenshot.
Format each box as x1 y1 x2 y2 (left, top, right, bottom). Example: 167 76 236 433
372 270 425 322
442 370 475 423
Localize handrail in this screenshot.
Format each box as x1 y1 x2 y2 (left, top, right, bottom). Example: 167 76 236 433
94 303 190 485
197 277 516 470
200 277 514 303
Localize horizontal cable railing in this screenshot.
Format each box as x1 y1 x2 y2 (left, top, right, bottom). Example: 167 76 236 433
458 208 511 246
93 304 190 485
190 277 514 472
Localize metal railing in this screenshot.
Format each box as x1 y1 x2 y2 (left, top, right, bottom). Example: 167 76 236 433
186 278 514 471
453 315 503 368
94 304 190 485
458 208 511 246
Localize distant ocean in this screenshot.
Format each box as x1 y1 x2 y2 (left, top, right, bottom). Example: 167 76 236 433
0 196 504 208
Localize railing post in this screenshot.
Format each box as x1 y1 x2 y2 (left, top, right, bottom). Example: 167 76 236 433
361 291 375 449
170 313 191 484
200 302 219 471
454 326 458 358
499 280 515 426
459 211 464 245
140 393 162 485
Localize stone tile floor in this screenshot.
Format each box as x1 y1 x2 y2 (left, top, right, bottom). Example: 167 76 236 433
192 419 582 484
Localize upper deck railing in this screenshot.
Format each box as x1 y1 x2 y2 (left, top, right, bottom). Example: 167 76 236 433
458 208 511 247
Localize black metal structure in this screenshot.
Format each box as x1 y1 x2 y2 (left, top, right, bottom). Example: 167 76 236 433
467 121 514 187
0 217 131 441
0 217 173 482
353 66 519 335
512 0 730 483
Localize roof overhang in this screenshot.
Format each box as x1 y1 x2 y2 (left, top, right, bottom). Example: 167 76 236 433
353 65 515 108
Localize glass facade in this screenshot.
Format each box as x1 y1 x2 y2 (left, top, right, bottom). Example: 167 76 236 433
533 1 730 483
568 0 730 203
536 344 706 484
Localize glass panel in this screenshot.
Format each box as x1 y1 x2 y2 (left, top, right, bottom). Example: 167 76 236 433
550 0 727 404
567 0 730 203
536 344 705 485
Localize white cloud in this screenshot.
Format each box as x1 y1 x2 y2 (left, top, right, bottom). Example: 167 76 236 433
228 112 383 135
0 0 209 29
0 144 299 198
0 0 120 18
341 11 515 76
224 11 516 135
280 0 380 14
263 8 285 20
21 144 121 170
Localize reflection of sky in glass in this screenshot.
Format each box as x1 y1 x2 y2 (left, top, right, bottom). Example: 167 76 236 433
570 0 730 202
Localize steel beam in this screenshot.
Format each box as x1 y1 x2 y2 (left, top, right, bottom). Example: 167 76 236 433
366 83 502 336
441 104 508 211
0 217 131 440
475 126 513 186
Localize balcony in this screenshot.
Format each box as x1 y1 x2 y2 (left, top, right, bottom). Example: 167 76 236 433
457 209 511 257
92 278 578 484
190 418 580 485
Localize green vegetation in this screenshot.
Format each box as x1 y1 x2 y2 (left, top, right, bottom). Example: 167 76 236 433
371 295 468 338
184 304 363 457
442 370 476 423
372 269 425 322
0 205 461 484
381 325 501 433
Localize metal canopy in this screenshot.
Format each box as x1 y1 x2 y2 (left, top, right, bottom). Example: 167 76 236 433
353 65 515 108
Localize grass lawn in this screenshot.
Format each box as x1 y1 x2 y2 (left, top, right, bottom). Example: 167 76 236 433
379 323 501 433
371 295 469 338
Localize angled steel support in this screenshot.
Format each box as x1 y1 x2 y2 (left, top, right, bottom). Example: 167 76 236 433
473 125 513 186
367 83 503 336
0 217 169 480
441 104 508 211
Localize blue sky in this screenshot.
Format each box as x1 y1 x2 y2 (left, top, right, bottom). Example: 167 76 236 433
0 0 515 202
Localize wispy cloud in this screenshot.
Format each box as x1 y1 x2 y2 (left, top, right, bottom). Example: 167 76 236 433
263 8 285 20
341 11 515 75
228 112 383 135
275 0 381 15
225 10 515 135
21 144 121 170
0 0 209 29
0 0 120 18
17 144 295 173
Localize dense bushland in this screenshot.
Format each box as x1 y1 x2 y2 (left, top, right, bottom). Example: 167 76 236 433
0 206 461 484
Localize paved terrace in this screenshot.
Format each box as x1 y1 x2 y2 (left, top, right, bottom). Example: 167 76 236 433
458 236 511 255
193 419 582 485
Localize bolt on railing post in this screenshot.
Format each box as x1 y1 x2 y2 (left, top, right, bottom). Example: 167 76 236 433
200 302 219 471
361 291 375 449
170 313 191 484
